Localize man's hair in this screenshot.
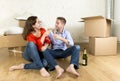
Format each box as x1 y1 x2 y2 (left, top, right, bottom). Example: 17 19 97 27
57 17 66 25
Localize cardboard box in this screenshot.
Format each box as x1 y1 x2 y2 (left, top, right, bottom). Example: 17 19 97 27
89 37 117 55
8 46 25 52
81 16 111 37
19 20 26 28
0 34 27 48
8 46 25 57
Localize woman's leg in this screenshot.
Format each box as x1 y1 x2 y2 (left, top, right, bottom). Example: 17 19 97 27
9 42 50 77
23 42 44 69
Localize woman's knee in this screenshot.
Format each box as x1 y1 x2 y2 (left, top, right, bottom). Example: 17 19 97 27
27 42 36 48
26 42 37 49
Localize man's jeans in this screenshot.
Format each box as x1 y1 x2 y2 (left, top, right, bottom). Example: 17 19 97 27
43 45 80 70
22 42 48 70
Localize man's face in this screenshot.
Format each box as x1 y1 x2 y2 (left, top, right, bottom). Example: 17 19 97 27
55 19 64 30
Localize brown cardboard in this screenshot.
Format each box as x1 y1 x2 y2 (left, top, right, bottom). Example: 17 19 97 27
0 35 27 48
19 20 26 28
81 16 111 37
89 37 117 55
8 46 25 52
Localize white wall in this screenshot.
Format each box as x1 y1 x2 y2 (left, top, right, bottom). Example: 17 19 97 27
0 0 106 43
113 0 120 41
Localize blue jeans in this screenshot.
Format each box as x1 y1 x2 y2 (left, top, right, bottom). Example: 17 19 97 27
22 42 48 70
43 45 80 70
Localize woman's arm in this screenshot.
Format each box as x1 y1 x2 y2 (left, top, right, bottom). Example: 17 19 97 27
40 30 51 44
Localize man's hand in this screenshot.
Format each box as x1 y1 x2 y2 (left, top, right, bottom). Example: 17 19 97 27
53 34 69 45
53 34 62 40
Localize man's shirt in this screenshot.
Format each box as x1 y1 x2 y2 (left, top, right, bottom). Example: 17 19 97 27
49 29 74 50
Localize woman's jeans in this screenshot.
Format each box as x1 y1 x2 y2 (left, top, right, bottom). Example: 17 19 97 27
43 45 80 70
22 42 48 70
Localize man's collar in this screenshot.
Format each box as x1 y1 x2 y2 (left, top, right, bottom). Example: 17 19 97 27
57 28 65 34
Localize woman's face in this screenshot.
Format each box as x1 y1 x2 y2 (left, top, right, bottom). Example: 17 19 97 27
32 18 41 30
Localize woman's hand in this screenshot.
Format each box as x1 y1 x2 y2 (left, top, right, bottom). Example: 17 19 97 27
43 30 51 37
41 44 49 52
41 46 47 52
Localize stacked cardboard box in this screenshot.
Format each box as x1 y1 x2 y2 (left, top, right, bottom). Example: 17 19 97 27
0 34 27 48
18 19 26 28
7 19 26 55
81 16 117 55
10 19 27 54
3 34 27 56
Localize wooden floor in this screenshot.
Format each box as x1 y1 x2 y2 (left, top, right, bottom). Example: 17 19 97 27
0 43 120 81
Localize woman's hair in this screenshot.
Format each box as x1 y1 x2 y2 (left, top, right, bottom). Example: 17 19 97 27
22 16 37 40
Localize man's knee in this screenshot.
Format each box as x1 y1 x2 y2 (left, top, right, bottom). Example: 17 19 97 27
74 45 80 50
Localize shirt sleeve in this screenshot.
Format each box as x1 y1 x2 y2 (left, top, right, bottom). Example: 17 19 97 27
48 32 53 40
44 36 51 44
65 31 74 46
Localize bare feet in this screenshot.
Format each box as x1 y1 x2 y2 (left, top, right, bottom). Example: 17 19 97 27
9 63 25 71
40 68 50 77
66 64 80 77
55 65 64 79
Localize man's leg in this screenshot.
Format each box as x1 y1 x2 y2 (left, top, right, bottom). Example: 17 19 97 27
66 45 80 69
56 45 80 76
43 49 64 78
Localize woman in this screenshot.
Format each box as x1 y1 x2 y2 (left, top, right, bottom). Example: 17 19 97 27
9 16 51 77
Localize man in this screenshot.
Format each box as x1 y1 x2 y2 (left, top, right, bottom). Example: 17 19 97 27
43 17 80 78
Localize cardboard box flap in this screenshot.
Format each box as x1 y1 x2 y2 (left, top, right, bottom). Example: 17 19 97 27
106 19 112 23
81 16 104 20
79 20 84 22
81 16 112 22
15 17 27 20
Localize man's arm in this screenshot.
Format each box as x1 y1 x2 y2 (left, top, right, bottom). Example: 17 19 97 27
53 34 69 45
65 31 74 46
53 31 74 46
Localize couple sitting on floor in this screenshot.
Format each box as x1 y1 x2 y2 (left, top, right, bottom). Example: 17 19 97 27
9 16 80 79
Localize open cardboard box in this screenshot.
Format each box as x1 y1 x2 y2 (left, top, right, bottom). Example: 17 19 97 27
81 16 111 37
